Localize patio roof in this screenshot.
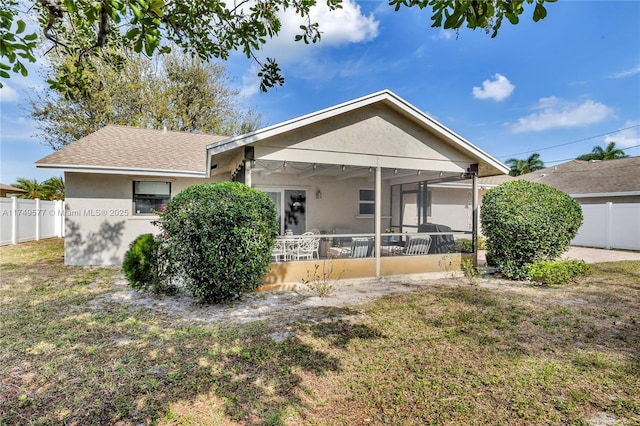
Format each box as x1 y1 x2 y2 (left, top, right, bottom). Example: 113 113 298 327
208 90 509 178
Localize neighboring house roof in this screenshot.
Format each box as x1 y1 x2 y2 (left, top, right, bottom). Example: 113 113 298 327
36 125 228 177
0 183 28 193
477 174 516 187
208 90 509 178
1 183 28 198
518 157 640 197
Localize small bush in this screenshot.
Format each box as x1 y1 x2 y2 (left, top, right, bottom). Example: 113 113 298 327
160 182 278 303
526 260 591 286
454 235 486 252
480 180 583 279
122 233 173 293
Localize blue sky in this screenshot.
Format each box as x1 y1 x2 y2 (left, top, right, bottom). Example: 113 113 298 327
1 0 639 185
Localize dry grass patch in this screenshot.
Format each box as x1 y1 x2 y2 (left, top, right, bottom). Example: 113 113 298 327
1 239 638 425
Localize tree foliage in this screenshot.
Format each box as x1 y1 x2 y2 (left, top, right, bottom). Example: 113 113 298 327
159 182 278 303
480 180 582 279
505 152 545 176
576 142 628 161
2 0 554 93
10 176 65 200
29 49 261 150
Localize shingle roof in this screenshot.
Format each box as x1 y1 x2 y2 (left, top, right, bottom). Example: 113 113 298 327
0 183 27 193
36 125 228 174
517 157 640 195
477 175 516 186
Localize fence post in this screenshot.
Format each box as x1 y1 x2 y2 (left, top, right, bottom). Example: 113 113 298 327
605 202 612 250
35 198 41 241
11 196 17 244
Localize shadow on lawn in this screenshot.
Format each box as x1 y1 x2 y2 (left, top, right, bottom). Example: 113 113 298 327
1 301 383 425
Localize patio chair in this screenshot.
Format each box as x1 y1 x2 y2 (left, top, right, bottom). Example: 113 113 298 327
271 239 288 262
350 237 371 258
290 234 320 261
404 236 432 255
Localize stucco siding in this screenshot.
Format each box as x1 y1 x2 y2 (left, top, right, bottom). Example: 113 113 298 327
255 105 474 171
429 187 472 232
64 172 224 266
254 173 390 234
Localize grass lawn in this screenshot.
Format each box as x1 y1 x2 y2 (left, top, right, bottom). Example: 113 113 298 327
1 238 639 425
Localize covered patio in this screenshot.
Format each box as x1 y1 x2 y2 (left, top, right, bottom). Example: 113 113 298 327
206 90 508 284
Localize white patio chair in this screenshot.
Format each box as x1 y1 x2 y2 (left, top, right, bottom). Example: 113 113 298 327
404 236 432 255
271 239 287 262
290 235 318 261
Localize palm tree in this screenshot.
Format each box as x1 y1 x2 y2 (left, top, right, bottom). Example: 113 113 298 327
42 176 65 200
505 153 545 176
577 141 628 161
11 178 45 199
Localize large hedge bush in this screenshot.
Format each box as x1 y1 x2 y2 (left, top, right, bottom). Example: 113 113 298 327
159 182 278 303
480 180 583 279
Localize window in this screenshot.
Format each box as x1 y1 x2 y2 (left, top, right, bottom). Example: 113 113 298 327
359 189 375 215
133 181 171 214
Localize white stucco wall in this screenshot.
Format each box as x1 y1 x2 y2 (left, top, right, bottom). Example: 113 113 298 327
429 187 473 232
253 172 391 235
64 172 224 266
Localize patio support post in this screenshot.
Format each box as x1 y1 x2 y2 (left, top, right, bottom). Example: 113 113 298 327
375 165 382 278
471 171 479 267
244 159 252 187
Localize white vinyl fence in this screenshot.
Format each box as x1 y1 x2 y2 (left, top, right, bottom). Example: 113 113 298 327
0 197 65 246
572 202 640 251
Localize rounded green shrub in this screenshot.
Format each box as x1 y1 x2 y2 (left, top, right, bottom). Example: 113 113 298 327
480 180 583 279
159 182 278 303
122 233 168 292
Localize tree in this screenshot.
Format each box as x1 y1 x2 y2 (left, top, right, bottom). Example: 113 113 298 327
42 176 65 200
576 142 628 161
505 152 545 176
2 0 554 95
29 49 261 150
11 178 44 199
481 180 582 279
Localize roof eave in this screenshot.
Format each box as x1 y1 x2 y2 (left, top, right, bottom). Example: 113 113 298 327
35 163 208 178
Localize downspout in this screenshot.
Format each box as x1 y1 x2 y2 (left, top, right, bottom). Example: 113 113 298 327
375 165 382 278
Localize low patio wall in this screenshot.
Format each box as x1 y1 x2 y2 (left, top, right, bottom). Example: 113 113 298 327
263 252 473 285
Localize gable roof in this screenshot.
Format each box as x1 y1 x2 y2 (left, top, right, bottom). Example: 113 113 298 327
207 90 509 178
36 125 228 177
518 157 640 197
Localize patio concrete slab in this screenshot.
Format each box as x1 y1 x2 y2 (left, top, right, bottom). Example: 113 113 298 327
478 247 640 266
561 246 640 264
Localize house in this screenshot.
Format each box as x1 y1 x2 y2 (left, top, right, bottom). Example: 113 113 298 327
36 90 509 282
0 183 28 198
517 157 640 204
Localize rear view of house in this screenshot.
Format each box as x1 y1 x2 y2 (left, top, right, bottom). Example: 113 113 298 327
36 90 509 282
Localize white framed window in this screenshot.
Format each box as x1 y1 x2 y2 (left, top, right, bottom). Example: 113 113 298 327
133 181 171 215
359 188 375 216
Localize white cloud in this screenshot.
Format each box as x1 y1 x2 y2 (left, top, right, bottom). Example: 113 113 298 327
238 0 379 96
429 29 456 41
472 74 515 102
609 64 640 79
510 97 615 133
0 83 19 103
605 120 640 148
